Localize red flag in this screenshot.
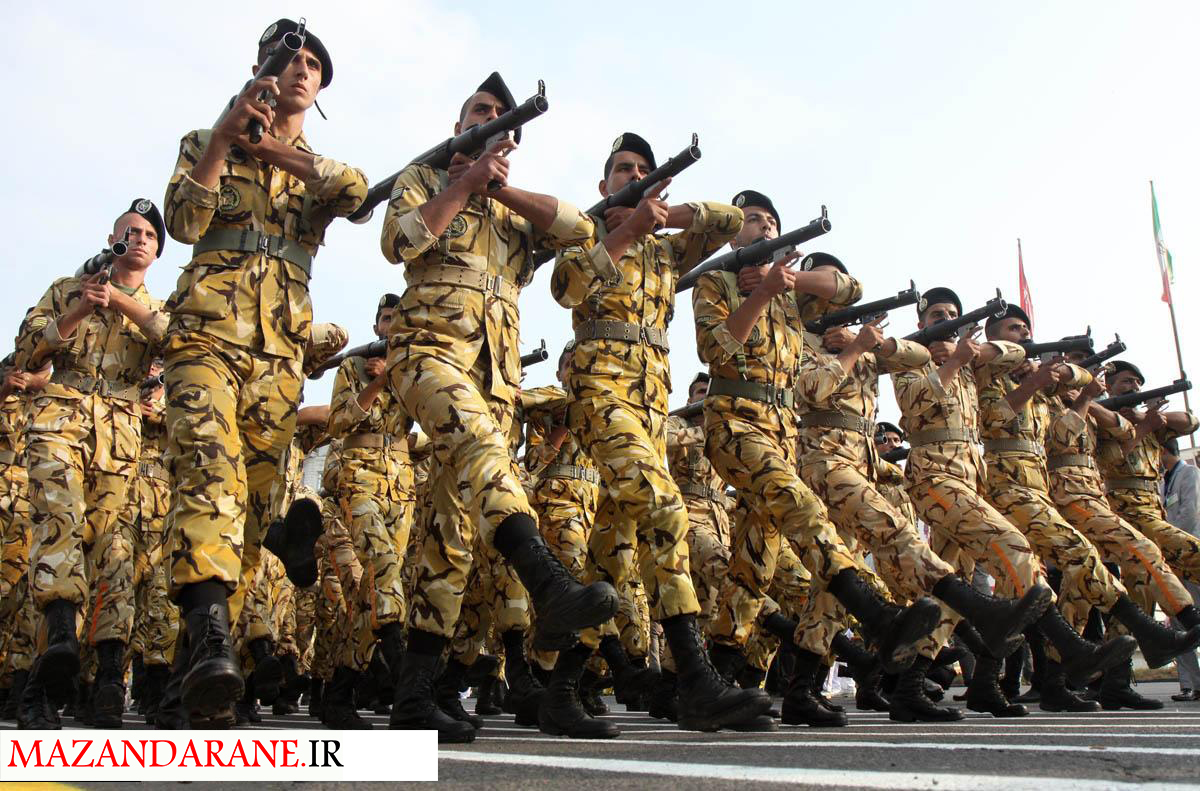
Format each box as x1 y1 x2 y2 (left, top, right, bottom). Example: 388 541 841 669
1018 239 1035 328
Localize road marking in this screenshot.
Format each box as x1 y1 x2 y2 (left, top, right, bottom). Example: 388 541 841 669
439 751 1198 789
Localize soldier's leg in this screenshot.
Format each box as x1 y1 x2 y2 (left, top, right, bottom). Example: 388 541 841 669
684 498 730 633
1113 492 1200 585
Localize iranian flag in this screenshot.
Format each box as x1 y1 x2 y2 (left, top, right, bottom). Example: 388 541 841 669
1018 239 1034 328
1152 180 1175 305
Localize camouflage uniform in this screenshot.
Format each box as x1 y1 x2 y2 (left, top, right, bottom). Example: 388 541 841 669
877 457 919 528
979 366 1126 630
690 267 868 651
553 203 742 641
328 356 414 670
1048 402 1194 618
17 276 165 648
381 162 592 638
0 389 32 681
161 128 366 624
1099 411 1200 584
892 343 1045 598
311 440 356 682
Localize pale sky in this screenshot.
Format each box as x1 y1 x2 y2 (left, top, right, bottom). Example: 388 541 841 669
5 1 1199 426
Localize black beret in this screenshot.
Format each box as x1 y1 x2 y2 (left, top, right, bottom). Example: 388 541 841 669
471 72 524 145
375 293 401 323
917 287 962 320
120 199 165 258
259 19 332 89
875 421 904 441
605 132 657 178
800 252 847 274
985 303 1031 330
1110 360 1146 385
732 190 781 229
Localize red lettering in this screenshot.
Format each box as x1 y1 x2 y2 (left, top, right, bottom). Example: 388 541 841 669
280 740 299 768
121 739 145 767
47 741 67 767
149 740 177 767
230 740 252 767
179 740 200 767
70 739 94 768
205 740 231 768
9 740 43 767
96 740 125 768
253 740 277 767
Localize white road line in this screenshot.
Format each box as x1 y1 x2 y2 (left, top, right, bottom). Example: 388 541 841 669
438 751 1198 789
466 735 1200 756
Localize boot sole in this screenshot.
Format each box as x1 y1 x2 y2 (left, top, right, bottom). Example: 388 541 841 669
879 598 942 674
1143 627 1200 669
538 716 621 739
182 664 245 719
966 701 1029 717
677 690 772 732
92 684 126 719
534 585 620 649
34 646 81 704
976 584 1053 658
1064 636 1136 687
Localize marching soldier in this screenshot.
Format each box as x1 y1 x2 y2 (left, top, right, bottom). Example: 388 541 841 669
380 73 616 742
159 19 366 727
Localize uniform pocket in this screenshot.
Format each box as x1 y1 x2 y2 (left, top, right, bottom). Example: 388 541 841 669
110 404 143 463
167 262 239 320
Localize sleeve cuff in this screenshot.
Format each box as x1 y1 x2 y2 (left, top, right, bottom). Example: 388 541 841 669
686 201 708 233
43 317 71 348
992 395 1019 423
140 310 169 342
712 322 745 357
883 339 931 370
346 394 371 423
304 155 342 198
545 200 582 239
585 243 620 285
1058 410 1087 437
176 173 219 209
396 209 438 257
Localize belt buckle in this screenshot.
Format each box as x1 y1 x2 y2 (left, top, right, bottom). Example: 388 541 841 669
764 385 779 404
486 274 504 297
256 233 269 253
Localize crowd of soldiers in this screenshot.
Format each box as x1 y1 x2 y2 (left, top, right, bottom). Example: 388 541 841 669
1 18 1198 744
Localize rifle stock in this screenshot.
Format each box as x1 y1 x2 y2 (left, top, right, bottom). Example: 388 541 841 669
882 447 909 463
805 283 919 335
669 401 704 420
307 339 388 380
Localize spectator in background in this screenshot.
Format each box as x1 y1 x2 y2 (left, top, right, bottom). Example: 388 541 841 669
1160 438 1200 701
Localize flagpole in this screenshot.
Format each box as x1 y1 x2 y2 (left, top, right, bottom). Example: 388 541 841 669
1151 180 1195 448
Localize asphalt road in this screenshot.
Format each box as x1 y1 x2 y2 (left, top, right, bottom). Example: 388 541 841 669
7 680 1199 789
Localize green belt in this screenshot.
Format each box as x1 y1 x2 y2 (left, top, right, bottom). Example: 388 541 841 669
983 438 1045 457
800 410 873 435
0 450 16 466
544 464 600 484
575 320 669 351
193 229 313 276
707 377 794 408
138 461 169 481
909 427 978 446
1106 477 1159 494
678 481 725 504
1048 454 1095 471
51 371 139 403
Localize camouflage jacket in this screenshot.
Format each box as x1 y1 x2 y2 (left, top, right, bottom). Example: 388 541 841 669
555 203 742 414
381 163 592 406
693 268 861 439
666 413 724 493
1097 410 1200 484
163 130 367 360
328 354 414 500
1047 400 1133 502
521 386 591 479
892 341 1025 488
0 392 28 462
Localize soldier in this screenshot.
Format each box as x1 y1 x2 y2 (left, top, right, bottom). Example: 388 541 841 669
552 136 772 735
1048 367 1199 709
873 422 917 527
796 254 1049 723
15 199 167 729
159 18 367 727
322 294 414 729
380 73 617 743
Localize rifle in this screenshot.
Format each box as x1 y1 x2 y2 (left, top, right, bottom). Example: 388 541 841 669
805 282 919 335
675 206 832 292
531 134 703 269
306 339 387 380
520 340 549 368
76 229 132 281
1075 335 1126 371
349 81 550 223
904 290 1007 347
216 20 306 144
881 446 909 464
1096 379 1192 412
140 373 165 391
669 401 704 421
1019 333 1094 362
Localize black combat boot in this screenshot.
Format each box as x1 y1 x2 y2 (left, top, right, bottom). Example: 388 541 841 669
33 599 80 704
1038 605 1135 686
17 676 60 730
92 639 127 727
738 665 767 691
646 669 678 722
709 642 746 684
3 669 28 721
143 663 170 724
854 667 890 712
966 654 1028 717
538 644 620 738
1109 596 1200 669
812 663 845 713
1039 660 1099 712
131 654 145 714
889 656 964 722
598 635 657 699
377 623 406 687
307 678 326 720
662 614 771 731
247 636 283 702
389 630 475 743
1176 604 1200 629
781 649 847 727
154 631 191 730
1000 643 1026 701
73 681 94 725
236 674 262 724
475 672 503 716
579 669 610 716
1013 627 1045 703
178 583 243 720
826 569 940 673
321 666 372 729
436 658 483 728
1100 658 1163 710
499 629 544 727
933 576 1052 658
493 515 618 649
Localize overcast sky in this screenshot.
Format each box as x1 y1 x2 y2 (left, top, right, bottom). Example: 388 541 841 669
5 1 1199 425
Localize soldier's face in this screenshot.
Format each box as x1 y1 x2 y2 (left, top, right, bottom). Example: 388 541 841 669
1109 370 1143 396
917 302 959 330
111 214 156 270
990 317 1030 343
149 360 164 377
689 380 709 403
601 152 652 196
375 307 396 339
733 208 778 248
876 431 902 452
455 92 506 134
271 47 323 113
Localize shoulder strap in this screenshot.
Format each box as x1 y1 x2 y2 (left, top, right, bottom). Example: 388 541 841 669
717 271 750 381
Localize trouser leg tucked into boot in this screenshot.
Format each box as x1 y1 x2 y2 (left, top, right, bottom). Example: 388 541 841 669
1037 605 1135 687
1109 596 1200 669
92 639 127 728
322 666 373 729
889 656 964 722
178 582 243 720
662 614 770 732
933 576 1051 658
1039 660 1100 712
781 649 847 727
436 658 483 729
827 569 940 674
1099 658 1163 711
966 653 1028 717
538 643 620 739
388 630 474 743
33 599 80 705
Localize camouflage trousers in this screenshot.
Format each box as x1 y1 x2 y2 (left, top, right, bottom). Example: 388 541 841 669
986 475 1125 630
1108 488 1200 587
293 586 318 675
1054 487 1194 618
803 459 959 658
1 579 36 678
704 411 860 649
0 463 30 601
569 396 699 651
124 474 177 666
452 536 529 666
747 541 817 669
317 497 365 671
163 332 303 629
680 493 731 633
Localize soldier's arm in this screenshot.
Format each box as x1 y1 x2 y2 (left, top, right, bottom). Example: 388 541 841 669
798 343 849 406
380 166 445 265
668 202 744 275
550 236 618 309
301 156 368 217
326 360 371 438
876 339 931 374
17 280 77 372
501 193 595 250
164 132 220 244
1158 411 1199 442
692 271 743 365
665 415 704 450
892 368 939 423
104 291 168 341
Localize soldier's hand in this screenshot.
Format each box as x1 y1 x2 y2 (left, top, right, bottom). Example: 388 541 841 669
950 332 981 364
1142 405 1168 431
3 371 29 391
929 340 956 365
850 320 886 353
215 76 279 146
447 152 473 185
736 264 767 294
622 180 671 237
822 326 856 352
604 206 635 230
80 274 112 310
1083 372 1106 398
365 357 387 379
1033 361 1066 388
754 257 797 298
461 139 517 195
